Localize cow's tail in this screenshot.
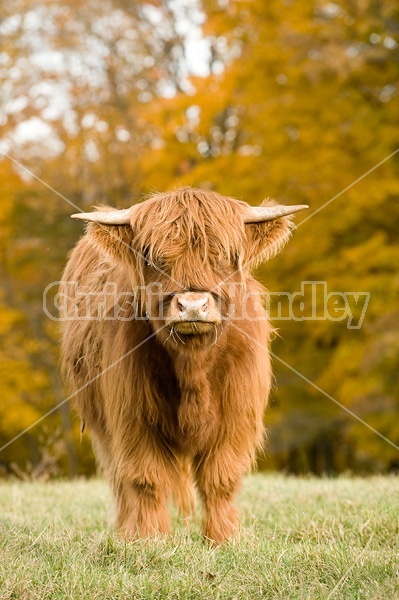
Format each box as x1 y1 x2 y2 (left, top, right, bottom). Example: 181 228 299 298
174 456 196 521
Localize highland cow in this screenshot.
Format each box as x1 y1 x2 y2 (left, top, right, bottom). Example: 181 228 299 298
60 187 307 543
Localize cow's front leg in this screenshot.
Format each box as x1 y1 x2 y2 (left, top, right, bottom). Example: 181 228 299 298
194 448 249 544
113 439 177 538
123 479 171 538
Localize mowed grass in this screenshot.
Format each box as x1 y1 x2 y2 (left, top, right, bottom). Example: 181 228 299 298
0 475 398 599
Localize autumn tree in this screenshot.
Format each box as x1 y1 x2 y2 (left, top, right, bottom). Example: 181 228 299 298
1 0 398 475
144 0 399 473
0 0 202 475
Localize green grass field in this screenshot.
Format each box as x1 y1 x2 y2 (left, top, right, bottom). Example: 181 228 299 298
0 474 398 599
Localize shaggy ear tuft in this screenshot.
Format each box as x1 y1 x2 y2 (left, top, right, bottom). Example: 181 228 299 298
244 210 295 268
86 222 135 264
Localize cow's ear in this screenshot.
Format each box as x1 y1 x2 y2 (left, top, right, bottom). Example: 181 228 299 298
71 205 137 268
244 213 294 268
243 198 308 267
86 222 137 268
86 221 145 289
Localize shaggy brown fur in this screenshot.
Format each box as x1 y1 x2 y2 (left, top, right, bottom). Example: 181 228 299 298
60 187 293 543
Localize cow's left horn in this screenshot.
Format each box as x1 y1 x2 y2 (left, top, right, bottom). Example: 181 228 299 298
243 204 309 223
71 208 133 224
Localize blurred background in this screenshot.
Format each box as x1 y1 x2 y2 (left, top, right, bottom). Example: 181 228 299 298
0 0 398 478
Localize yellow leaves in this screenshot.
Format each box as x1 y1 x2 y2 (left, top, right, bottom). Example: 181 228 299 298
340 233 396 274
0 162 23 248
0 402 40 436
0 359 45 432
0 306 23 336
0 293 53 450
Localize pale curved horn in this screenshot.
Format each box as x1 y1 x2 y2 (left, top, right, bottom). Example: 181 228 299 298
243 204 309 223
71 207 133 225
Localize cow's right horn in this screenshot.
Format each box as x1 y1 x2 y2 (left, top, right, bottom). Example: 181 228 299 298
71 208 133 224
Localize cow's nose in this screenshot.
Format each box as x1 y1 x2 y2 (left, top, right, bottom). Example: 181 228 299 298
176 295 209 319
